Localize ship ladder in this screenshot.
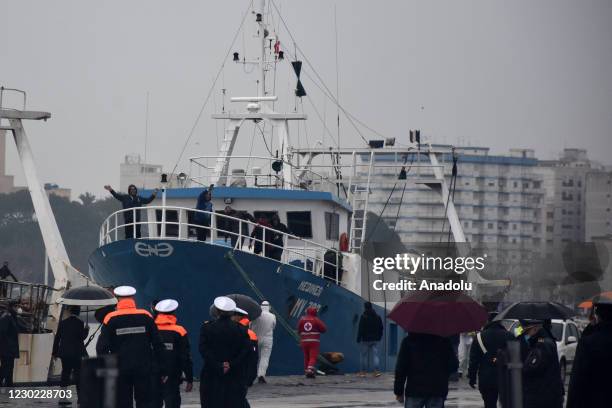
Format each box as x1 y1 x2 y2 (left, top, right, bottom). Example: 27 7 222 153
348 151 374 252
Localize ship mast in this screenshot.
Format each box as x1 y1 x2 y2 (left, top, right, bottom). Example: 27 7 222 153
210 0 307 189
257 0 266 98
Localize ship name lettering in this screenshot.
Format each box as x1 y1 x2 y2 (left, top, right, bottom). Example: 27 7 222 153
297 281 323 297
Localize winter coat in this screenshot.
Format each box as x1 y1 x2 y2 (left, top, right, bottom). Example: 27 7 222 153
0 309 19 358
566 321 612 408
468 321 514 390
154 313 193 383
251 304 276 341
238 318 258 387
52 315 89 359
109 187 156 223
297 307 327 344
356 309 383 343
194 190 213 225
520 328 563 408
96 298 164 374
394 333 458 398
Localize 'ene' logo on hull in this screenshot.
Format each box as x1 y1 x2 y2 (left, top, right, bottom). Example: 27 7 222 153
135 242 174 257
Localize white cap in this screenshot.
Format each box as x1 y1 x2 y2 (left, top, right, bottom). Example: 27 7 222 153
214 296 236 312
114 286 136 297
155 299 179 313
261 300 270 306
234 307 248 316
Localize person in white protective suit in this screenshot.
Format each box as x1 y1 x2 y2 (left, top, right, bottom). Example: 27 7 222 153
250 300 276 383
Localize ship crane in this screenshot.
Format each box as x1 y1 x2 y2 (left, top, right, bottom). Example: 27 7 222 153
0 86 91 382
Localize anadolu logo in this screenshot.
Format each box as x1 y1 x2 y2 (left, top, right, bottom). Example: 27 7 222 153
134 242 174 257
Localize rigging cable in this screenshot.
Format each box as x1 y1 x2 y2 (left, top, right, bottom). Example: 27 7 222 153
439 150 459 242
364 154 412 243
168 0 254 181
270 0 370 145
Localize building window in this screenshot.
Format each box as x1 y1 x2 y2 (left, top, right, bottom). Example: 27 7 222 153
513 181 518 188
324 212 340 240
487 223 493 229
512 224 517 230
287 211 313 238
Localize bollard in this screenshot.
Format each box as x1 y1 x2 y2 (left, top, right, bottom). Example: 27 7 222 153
506 339 523 408
79 355 118 408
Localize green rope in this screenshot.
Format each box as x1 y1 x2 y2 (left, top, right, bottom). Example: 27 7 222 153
224 251 333 369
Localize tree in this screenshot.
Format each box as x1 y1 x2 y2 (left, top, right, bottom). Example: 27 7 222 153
0 191 119 284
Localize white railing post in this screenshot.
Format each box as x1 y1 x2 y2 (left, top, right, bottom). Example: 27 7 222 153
132 208 137 238
114 213 118 242
178 210 183 240
336 250 339 284
238 220 242 250
262 228 266 258
211 211 216 242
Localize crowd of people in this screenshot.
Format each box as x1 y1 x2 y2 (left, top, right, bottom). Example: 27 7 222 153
392 297 612 408
105 184 292 261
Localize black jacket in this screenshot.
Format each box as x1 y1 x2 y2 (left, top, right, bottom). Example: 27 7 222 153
520 329 563 408
53 315 88 359
566 321 612 408
199 316 251 382
221 210 254 239
95 300 164 374
154 314 194 383
0 310 19 358
109 189 155 223
468 322 514 389
357 310 383 342
394 333 459 398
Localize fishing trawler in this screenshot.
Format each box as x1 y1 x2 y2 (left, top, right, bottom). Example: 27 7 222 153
88 0 481 375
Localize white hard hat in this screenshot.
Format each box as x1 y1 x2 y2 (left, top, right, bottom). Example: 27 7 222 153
234 307 248 316
114 286 136 297
155 299 179 313
261 300 270 306
214 296 236 312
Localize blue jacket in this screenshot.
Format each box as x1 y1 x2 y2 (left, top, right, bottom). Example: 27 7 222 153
110 188 156 223
194 190 213 224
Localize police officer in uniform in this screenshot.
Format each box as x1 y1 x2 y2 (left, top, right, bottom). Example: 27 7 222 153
199 297 251 408
96 286 165 408
518 319 563 408
468 315 514 408
153 299 193 408
232 307 258 407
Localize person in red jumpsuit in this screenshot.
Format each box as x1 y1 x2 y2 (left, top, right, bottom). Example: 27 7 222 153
297 307 327 378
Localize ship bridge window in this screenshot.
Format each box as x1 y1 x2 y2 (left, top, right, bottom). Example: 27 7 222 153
155 209 179 237
253 211 278 223
325 212 340 240
287 211 312 239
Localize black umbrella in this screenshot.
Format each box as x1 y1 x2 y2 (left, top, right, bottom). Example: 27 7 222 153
94 304 116 323
57 285 117 306
495 301 576 321
225 294 262 320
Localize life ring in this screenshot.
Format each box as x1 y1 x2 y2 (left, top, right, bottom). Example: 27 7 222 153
339 232 349 252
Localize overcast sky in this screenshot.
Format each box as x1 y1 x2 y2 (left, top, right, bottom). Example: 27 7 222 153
2 0 611 198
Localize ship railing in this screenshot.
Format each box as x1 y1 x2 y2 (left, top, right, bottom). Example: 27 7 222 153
99 206 344 285
188 155 338 192
0 279 55 333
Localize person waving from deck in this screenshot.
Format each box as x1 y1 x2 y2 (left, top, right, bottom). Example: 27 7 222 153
194 184 214 242
104 184 158 239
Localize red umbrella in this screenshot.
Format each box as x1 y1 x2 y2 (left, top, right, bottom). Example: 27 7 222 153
388 290 488 336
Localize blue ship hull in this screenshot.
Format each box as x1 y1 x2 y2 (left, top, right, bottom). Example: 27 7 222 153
89 239 396 375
